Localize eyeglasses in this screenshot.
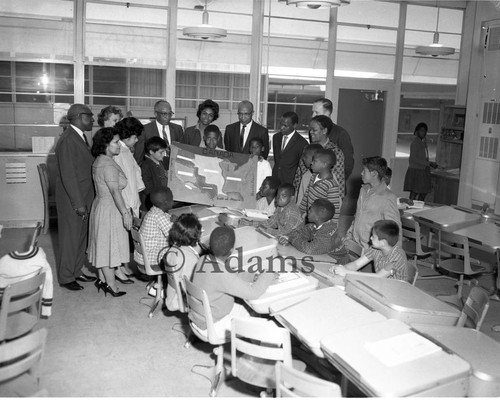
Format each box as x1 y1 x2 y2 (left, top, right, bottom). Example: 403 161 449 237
155 111 174 117
237 112 253 116
79 112 94 117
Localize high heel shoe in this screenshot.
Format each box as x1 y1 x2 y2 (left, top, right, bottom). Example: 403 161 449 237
103 284 126 297
115 276 134 284
94 279 106 293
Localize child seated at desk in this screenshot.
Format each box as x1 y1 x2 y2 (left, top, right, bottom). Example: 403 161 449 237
258 183 303 237
134 187 173 269
299 148 341 225
141 136 169 210
280 199 347 262
249 137 273 192
332 219 408 282
164 213 201 312
296 143 323 205
191 226 276 339
203 124 224 151
255 176 279 216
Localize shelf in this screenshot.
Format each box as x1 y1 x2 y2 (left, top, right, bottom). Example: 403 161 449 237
440 137 463 144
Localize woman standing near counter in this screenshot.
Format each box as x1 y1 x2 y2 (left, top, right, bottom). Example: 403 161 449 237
403 122 438 201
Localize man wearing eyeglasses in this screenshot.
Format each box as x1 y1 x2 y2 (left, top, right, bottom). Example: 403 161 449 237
133 100 184 169
54 103 96 291
224 100 269 159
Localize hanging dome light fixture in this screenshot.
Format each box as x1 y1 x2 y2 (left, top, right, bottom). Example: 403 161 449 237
182 0 227 40
278 0 350 9
415 6 455 57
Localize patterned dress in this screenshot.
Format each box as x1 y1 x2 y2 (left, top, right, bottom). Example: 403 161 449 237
88 155 129 268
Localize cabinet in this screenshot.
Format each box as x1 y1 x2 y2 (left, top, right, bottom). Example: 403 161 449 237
430 105 465 205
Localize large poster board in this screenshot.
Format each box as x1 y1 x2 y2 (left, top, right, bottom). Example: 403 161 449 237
168 143 258 209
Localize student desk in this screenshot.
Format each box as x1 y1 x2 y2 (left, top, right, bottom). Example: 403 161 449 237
345 274 461 326
320 319 471 397
412 205 481 232
269 287 386 358
412 324 500 397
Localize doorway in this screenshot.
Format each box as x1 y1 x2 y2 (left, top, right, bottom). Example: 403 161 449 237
336 88 386 236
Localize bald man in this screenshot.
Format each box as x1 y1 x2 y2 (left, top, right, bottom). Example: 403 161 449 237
54 103 96 290
224 100 270 159
312 97 354 181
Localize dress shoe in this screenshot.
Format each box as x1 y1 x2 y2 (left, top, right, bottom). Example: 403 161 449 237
76 274 97 283
115 276 134 284
103 284 126 297
60 281 84 291
94 279 107 293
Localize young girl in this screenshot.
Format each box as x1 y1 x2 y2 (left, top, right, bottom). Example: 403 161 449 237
164 213 202 312
403 122 438 201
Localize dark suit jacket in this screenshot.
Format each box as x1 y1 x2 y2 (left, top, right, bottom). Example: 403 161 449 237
329 123 354 180
182 125 223 149
133 121 184 169
224 120 269 159
272 131 308 185
55 126 95 211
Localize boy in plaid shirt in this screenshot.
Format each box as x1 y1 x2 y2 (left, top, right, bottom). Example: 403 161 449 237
333 219 408 282
280 199 346 261
134 187 173 268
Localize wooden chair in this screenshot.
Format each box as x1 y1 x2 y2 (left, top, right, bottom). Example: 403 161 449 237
130 225 164 318
183 276 228 397
0 272 46 342
0 328 48 396
231 316 304 394
275 361 341 397
436 231 488 308
401 218 442 279
456 286 490 330
405 260 419 286
36 164 52 235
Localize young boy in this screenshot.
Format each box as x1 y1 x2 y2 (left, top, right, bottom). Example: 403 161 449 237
141 136 169 210
134 187 173 268
299 149 341 224
344 156 401 248
333 219 408 282
296 143 323 205
203 124 224 151
191 226 276 339
280 199 346 260
249 137 272 192
255 176 279 216
258 183 302 237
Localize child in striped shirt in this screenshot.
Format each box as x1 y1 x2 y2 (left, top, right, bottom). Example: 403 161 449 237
299 148 341 224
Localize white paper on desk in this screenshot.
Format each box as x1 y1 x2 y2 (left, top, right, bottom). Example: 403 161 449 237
244 209 270 219
267 272 308 293
365 332 442 367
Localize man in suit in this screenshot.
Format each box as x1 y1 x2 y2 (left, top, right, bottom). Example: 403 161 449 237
133 100 184 169
312 97 354 181
54 104 96 291
272 111 308 185
224 100 269 159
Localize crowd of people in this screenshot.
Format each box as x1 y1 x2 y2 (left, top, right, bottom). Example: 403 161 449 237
52 97 410 336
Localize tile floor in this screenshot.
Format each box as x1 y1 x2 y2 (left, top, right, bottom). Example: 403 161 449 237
1 225 499 397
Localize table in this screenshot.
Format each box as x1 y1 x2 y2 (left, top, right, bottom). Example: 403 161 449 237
320 319 471 397
412 205 481 232
269 287 386 358
453 221 500 252
412 324 500 397
345 274 461 326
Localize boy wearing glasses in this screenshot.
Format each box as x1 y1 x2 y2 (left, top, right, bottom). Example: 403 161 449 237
224 100 269 159
133 100 183 168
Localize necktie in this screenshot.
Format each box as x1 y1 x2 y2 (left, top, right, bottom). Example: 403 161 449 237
162 125 169 145
82 134 89 148
240 124 246 148
281 134 289 151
